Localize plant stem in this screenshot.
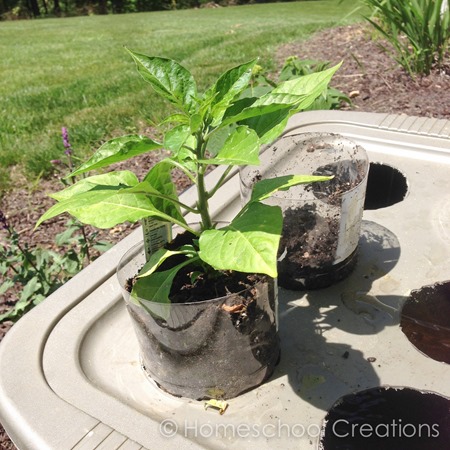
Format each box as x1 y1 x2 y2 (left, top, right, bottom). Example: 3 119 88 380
165 158 197 184
0 248 20 276
171 219 200 236
155 194 199 214
196 169 213 230
80 224 91 264
12 238 49 285
195 132 213 230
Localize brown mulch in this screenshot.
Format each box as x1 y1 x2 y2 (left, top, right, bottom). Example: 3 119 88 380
275 24 450 119
1 23 449 448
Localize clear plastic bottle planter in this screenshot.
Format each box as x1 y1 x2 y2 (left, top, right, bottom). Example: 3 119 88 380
116 240 280 400
240 132 369 290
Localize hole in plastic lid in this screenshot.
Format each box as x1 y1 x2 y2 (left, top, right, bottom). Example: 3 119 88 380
400 281 450 364
319 386 450 450
364 163 408 210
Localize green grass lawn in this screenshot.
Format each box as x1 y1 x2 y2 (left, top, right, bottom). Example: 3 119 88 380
0 0 366 190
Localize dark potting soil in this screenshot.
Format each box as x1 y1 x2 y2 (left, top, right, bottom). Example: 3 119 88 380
279 204 339 270
151 269 270 336
126 230 267 306
278 207 358 290
311 159 367 206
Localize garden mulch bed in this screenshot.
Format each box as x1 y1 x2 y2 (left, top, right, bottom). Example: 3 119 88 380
1 23 449 448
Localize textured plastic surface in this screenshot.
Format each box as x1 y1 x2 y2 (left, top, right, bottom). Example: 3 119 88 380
0 111 449 449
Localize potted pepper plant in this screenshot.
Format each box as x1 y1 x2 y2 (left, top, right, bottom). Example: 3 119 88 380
37 51 338 400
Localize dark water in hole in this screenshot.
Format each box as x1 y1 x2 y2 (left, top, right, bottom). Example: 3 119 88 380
320 387 450 450
400 281 450 364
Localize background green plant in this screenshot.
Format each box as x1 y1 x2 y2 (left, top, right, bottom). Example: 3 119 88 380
0 130 112 323
363 0 450 76
0 1 366 192
250 57 352 110
0 215 110 322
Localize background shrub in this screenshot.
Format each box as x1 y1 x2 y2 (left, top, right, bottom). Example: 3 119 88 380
364 0 450 76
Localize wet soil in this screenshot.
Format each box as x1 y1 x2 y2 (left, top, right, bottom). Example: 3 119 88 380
320 386 450 450
400 281 450 364
1 22 449 447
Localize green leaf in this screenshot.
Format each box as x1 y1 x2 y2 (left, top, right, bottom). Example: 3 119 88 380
69 135 162 177
250 174 333 202
143 161 186 224
199 202 282 277
71 193 185 228
131 250 200 319
144 160 175 193
160 113 190 126
163 125 192 153
240 106 292 144
137 249 184 279
0 307 20 323
93 241 113 253
190 113 203 133
20 277 42 303
200 126 260 166
127 49 198 114
174 148 197 172
55 227 77 246
254 63 341 109
205 59 257 107
38 162 190 229
205 124 236 157
37 189 124 228
51 171 139 201
163 126 197 162
137 245 197 278
38 187 181 229
222 64 341 142
123 183 186 226
204 59 258 124
222 102 294 127
222 96 257 120
132 258 195 306
0 280 14 295
32 293 46 306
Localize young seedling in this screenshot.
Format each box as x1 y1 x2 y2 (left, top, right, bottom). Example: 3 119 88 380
37 51 338 304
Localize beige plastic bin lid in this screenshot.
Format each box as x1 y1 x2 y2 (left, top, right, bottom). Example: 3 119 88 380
1 111 449 450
